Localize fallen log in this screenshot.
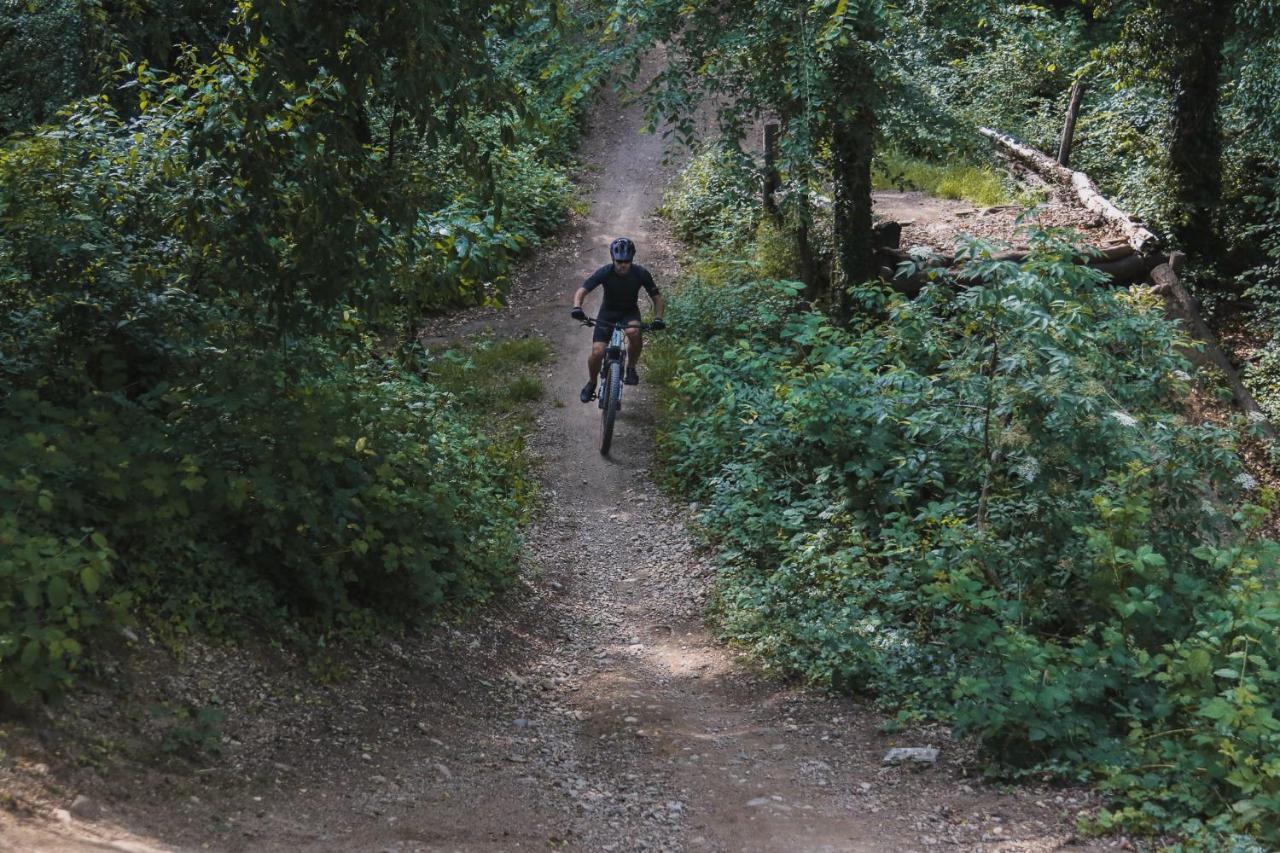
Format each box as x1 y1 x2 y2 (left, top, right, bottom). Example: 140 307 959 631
1151 256 1276 439
877 240 1152 291
1088 251 1164 284
979 127 1161 255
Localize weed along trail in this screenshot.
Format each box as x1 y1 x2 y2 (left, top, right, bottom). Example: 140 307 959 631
1 81 1100 853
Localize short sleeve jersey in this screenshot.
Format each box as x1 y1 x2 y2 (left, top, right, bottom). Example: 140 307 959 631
581 264 660 315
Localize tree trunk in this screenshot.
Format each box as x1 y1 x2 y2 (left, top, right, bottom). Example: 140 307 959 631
826 8 882 322
831 115 876 320
763 122 781 222
1151 256 1275 438
1163 0 1231 260
795 201 821 303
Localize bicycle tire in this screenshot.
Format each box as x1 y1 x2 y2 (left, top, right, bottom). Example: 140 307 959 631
599 360 622 455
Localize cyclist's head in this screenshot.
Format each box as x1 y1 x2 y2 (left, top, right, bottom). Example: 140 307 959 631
609 237 636 264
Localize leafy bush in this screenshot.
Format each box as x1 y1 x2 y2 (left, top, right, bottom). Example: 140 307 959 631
660 144 760 248
0 337 534 701
0 2 603 704
656 233 1280 843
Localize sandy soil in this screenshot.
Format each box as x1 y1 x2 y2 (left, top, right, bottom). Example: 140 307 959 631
0 76 1124 853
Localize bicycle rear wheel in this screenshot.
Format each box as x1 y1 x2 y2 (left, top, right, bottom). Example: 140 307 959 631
599 360 622 455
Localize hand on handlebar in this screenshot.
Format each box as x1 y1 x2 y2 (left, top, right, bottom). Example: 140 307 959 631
649 318 666 331
570 307 587 321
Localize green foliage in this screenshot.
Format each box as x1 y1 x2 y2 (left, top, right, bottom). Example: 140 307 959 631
873 151 1010 207
0 0 96 133
424 335 552 419
151 703 225 758
1 1 608 704
656 231 1280 842
0 338 535 700
620 0 894 294
660 145 760 248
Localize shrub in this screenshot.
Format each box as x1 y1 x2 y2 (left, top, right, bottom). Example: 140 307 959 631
0 4 593 702
0 338 533 701
660 144 760 247
657 232 1280 843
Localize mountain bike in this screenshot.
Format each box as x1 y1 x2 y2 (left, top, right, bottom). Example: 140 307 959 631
580 318 655 456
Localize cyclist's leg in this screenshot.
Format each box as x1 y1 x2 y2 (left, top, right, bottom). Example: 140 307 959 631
589 313 618 378
624 322 643 365
582 318 613 402
588 342 605 382
623 316 643 384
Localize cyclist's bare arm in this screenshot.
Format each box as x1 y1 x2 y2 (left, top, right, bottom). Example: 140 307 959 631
651 291 666 322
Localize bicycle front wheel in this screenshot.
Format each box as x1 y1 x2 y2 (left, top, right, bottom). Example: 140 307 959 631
599 360 622 455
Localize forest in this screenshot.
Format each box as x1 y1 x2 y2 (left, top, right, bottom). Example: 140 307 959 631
2 0 1279 848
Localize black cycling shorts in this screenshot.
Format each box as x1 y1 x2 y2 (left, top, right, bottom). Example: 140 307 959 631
593 310 641 343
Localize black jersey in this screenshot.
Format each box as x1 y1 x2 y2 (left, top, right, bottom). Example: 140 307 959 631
581 264 661 314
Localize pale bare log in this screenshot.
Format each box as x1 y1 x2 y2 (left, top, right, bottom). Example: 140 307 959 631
979 127 1161 254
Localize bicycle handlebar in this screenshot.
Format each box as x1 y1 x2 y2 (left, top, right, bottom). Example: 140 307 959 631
578 318 662 332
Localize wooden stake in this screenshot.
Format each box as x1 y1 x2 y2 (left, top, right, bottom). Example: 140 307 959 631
1058 80 1086 167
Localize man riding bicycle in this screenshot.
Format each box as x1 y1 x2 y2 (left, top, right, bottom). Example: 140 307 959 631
570 237 666 403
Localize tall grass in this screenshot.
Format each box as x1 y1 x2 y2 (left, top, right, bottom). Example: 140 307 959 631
873 151 1010 207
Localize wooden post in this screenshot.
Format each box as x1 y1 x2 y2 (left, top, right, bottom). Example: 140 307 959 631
763 122 781 220
1058 80 1086 167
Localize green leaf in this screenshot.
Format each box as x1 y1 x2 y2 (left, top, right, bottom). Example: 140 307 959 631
47 577 70 608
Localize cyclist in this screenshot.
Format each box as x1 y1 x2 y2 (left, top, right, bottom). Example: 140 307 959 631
570 237 666 403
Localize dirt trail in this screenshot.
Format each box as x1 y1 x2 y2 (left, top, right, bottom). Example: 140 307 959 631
2 80 1109 853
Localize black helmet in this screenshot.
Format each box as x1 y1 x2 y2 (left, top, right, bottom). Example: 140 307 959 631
609 237 636 262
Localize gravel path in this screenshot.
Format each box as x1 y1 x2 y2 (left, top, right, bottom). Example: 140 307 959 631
1 73 1114 853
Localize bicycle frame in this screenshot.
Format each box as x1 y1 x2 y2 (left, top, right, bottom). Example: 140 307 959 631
580 317 650 455
598 324 628 410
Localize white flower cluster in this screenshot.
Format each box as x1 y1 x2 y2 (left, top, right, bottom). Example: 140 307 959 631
1110 410 1138 428
1235 472 1259 491
1171 369 1191 382
1014 457 1041 483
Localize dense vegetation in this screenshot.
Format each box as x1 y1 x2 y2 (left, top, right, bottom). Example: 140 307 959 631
633 0 1280 843
885 1 1280 420
625 0 1280 417
6 0 1280 844
655 148 1280 845
0 0 610 703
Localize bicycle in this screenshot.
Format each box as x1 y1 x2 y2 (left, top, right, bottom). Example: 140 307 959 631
579 318 656 455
